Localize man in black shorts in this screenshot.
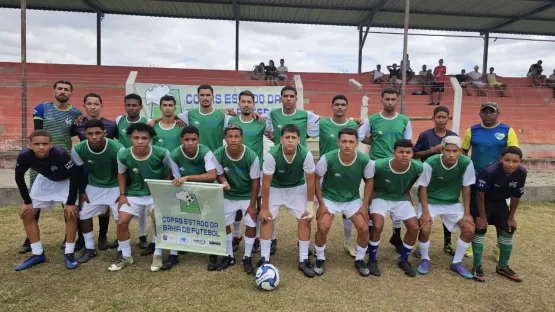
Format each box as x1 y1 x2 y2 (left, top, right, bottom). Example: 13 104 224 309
430 59 447 106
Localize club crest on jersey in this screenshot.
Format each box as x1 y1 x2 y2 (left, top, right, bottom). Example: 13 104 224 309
121 128 127 134
509 181 517 188
179 167 186 172
223 167 229 173
51 165 58 172
65 118 73 126
494 133 506 140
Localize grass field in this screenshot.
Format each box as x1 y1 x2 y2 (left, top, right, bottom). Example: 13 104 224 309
1 203 554 312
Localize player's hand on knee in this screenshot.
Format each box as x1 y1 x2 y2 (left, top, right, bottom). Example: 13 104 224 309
79 193 90 207
476 216 487 230
64 205 78 220
419 212 432 229
117 195 130 211
19 204 34 219
247 205 257 222
507 217 517 233
259 209 273 224
354 206 370 224
461 214 474 227
316 205 329 221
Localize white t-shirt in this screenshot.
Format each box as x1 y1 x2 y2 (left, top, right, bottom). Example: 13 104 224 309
277 66 288 74
373 70 384 79
467 71 482 81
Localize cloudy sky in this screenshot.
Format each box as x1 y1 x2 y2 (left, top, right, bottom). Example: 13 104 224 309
0 8 554 76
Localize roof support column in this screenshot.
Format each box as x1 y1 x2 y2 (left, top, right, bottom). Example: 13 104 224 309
400 0 410 114
358 26 363 74
482 32 489 75
235 19 239 71
96 12 103 65
20 0 28 145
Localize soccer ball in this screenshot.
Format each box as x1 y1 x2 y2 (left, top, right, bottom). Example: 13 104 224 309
184 195 194 205
255 264 280 291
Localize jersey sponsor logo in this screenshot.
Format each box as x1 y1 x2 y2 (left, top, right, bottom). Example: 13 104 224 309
64 161 74 169
65 118 73 126
509 181 517 188
334 173 341 177
494 133 506 140
223 167 230 173
132 168 139 173
51 165 58 172
277 124 283 129
329 133 335 137
478 179 486 187
193 121 201 126
438 176 444 180
519 187 525 194
384 179 391 184
33 109 37 115
158 139 164 143
179 167 186 172
87 160 94 164
278 170 285 173
121 128 127 134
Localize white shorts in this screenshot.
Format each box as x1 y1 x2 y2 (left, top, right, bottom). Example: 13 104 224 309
417 203 464 232
471 81 486 87
369 198 416 221
269 184 308 220
119 195 154 217
30 174 70 210
323 198 362 219
224 199 256 227
80 185 120 220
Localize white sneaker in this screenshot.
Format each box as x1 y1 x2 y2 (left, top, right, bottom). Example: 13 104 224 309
343 242 356 258
150 255 163 272
108 256 133 271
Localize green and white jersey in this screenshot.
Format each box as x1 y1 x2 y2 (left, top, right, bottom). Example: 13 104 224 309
316 150 374 202
71 139 124 188
116 115 148 148
117 145 177 197
373 158 423 201
318 118 358 156
418 154 476 205
226 115 271 169
153 121 182 152
266 108 320 147
169 144 215 178
263 143 315 188
177 108 231 152
32 102 82 153
357 112 412 160
213 145 260 200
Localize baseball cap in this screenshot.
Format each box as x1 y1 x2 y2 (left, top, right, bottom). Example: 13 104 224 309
480 102 499 111
441 136 462 148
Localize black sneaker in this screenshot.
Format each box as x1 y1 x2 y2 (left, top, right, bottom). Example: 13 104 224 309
138 236 149 249
207 255 219 271
97 236 109 251
18 239 31 254
472 265 486 282
496 265 522 282
232 236 242 252
256 257 269 268
389 235 403 254
140 243 155 256
367 260 381 276
298 259 315 278
398 260 416 277
161 255 179 270
75 236 85 252
60 239 66 249
252 239 261 253
270 239 277 255
314 259 325 276
217 255 235 271
242 256 254 274
77 248 97 263
355 260 370 277
108 239 119 249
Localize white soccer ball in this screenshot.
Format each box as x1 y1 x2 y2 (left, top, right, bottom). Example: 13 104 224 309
255 264 280 291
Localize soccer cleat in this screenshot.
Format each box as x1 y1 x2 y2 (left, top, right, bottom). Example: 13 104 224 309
494 245 500 262
207 255 219 271
97 236 109 251
150 255 163 272
355 260 370 277
298 259 316 278
18 240 31 254
108 256 133 271
15 253 46 271
465 244 473 258
496 265 522 282
472 265 486 282
398 260 416 277
413 247 422 258
178 251 187 255
77 248 97 263
252 238 261 253
417 259 431 275
443 244 456 256
367 260 381 276
138 236 149 249
242 256 254 274
256 257 269 268
232 236 242 252
314 259 325 276
140 243 155 256
343 242 356 258
450 262 474 279
64 253 79 270
75 237 85 252
217 255 235 271
108 239 119 249
161 255 179 270
389 235 403 254
60 239 66 249
270 239 277 255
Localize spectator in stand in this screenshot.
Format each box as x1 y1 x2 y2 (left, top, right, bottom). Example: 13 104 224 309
276 59 289 85
265 60 277 85
430 59 446 106
371 64 388 85
405 54 415 81
419 65 432 93
486 67 508 97
528 60 545 87
546 69 555 98
455 70 472 96
467 65 487 96
250 62 265 80
387 63 401 89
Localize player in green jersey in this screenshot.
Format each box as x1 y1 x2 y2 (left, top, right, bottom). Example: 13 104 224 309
108 123 178 272
71 120 125 263
153 95 182 152
358 88 413 255
212 124 260 272
367 139 422 277
416 136 476 279
159 126 217 270
314 128 374 276
260 124 317 278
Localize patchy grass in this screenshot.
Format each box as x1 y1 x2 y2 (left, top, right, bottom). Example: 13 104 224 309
0 203 554 312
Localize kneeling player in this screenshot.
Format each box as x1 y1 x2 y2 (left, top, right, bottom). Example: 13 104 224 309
471 147 526 282
212 125 260 272
416 136 475 278
71 120 124 263
260 124 316 278
314 128 374 276
14 130 81 270
108 123 178 272
367 139 422 277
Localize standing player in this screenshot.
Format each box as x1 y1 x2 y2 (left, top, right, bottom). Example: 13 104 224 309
108 123 178 272
71 93 119 251
162 126 217 270
314 128 374 276
212 125 260 272
413 106 458 256
367 139 422 277
14 130 81 270
416 136 476 279
358 88 412 254
471 147 526 282
153 95 182 154
260 124 316 278
317 94 359 257
71 120 124 263
115 93 150 252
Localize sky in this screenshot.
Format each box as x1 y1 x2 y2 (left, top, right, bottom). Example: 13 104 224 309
0 8 554 76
